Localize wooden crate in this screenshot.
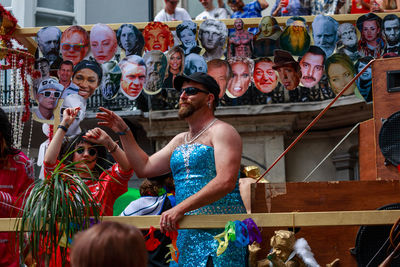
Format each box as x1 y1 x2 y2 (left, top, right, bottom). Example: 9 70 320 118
251 180 400 266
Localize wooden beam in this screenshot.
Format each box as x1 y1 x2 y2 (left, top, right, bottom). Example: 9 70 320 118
14 13 400 37
12 12 400 59
13 25 38 55
2 210 400 231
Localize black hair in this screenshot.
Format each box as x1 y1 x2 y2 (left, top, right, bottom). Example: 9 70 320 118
356 12 382 32
303 45 326 65
176 22 196 39
116 24 144 56
0 108 19 158
37 57 50 65
72 59 103 86
355 56 374 72
148 172 175 193
59 130 110 176
60 60 74 69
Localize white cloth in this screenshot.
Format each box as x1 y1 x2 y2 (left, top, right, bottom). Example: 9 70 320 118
154 7 191 21
121 194 167 216
61 82 79 98
33 107 53 121
154 7 192 46
195 7 229 20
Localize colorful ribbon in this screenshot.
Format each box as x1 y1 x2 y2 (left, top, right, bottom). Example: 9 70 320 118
242 218 262 244
144 226 161 251
214 221 237 256
213 218 262 256
165 229 179 263
233 220 249 248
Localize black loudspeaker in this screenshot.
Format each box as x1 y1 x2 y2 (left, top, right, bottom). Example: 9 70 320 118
379 111 400 167
371 57 400 179
353 203 400 267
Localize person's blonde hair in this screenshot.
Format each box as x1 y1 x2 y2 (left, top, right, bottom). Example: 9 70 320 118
71 221 147 267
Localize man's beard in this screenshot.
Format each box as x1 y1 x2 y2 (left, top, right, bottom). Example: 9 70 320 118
178 101 199 119
320 45 334 57
45 51 59 63
146 72 161 92
343 39 357 48
387 39 399 46
287 27 307 52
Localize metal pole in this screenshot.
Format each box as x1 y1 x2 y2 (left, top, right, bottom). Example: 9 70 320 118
148 0 154 22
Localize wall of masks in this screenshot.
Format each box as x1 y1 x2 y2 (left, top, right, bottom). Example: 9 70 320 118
31 13 392 134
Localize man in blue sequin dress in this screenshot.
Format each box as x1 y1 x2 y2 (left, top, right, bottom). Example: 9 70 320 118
96 72 246 266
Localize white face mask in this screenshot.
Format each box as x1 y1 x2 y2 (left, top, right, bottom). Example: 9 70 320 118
60 94 87 137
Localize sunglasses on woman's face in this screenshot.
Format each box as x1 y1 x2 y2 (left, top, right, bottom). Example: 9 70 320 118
42 91 61 98
76 147 97 157
181 87 209 96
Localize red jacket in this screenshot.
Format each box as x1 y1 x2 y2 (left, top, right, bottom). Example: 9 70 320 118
44 161 133 216
41 161 133 267
0 151 34 267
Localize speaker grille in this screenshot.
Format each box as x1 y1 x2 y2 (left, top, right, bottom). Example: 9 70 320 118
379 111 400 166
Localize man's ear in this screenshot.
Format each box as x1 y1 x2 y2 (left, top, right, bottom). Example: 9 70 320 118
208 93 215 103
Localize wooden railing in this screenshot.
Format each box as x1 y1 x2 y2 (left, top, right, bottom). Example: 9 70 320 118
12 13 400 54
1 210 400 231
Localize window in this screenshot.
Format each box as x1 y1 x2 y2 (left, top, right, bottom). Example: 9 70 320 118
8 0 85 27
36 0 85 26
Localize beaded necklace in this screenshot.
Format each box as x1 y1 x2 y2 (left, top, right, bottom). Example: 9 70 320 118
184 118 218 144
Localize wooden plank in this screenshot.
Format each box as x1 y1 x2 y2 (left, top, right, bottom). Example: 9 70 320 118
2 210 400 231
359 119 377 180
252 180 400 213
14 13 400 37
251 181 400 266
13 13 400 62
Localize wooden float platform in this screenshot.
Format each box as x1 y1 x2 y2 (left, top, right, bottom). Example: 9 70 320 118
251 180 400 266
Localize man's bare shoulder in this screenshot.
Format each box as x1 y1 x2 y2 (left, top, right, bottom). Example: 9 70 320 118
166 132 187 150
211 120 241 143
213 120 239 133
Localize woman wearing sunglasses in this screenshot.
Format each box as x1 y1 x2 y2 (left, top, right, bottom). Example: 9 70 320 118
43 107 133 216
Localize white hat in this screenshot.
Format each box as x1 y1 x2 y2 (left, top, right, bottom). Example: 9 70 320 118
38 78 63 94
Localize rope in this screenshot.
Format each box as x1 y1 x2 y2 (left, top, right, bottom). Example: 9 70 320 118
302 122 360 182
0 201 23 211
255 59 375 183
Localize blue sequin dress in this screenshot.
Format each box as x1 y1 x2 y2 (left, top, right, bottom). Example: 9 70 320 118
170 143 246 267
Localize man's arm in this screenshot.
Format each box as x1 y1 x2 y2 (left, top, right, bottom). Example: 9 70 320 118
257 0 270 9
271 0 282 16
96 107 177 178
160 122 242 232
218 0 234 15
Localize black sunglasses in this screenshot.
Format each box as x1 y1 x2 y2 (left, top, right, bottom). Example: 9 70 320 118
181 87 209 96
76 147 97 157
